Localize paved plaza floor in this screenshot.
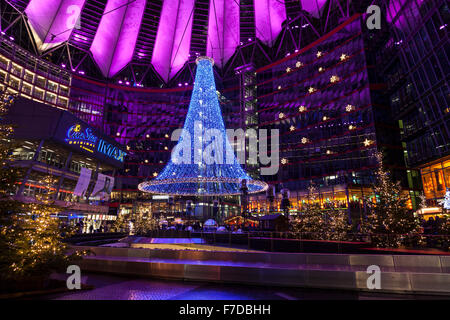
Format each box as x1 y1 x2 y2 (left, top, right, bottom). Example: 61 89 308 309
33 273 449 300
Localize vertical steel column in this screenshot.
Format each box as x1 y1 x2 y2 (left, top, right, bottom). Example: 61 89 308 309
53 151 72 201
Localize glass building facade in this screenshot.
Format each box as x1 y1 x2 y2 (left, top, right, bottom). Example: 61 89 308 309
0 0 447 220
379 0 449 205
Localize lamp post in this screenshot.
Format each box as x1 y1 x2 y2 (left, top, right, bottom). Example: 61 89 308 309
186 200 193 226
240 179 248 228
213 199 219 222
168 196 174 215
266 185 275 214
280 187 291 219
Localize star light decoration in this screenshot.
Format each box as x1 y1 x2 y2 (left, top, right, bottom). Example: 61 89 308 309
296 61 303 68
340 53 349 61
299 105 306 112
138 57 267 196
279 112 285 119
317 51 323 58
290 125 296 131
286 67 292 73
308 87 317 94
330 75 340 83
364 139 373 146
301 137 309 144
281 158 288 165
345 104 354 112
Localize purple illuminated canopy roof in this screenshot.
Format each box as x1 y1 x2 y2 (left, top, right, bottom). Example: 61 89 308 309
152 0 195 82
90 0 145 78
18 0 342 81
301 0 327 19
25 0 86 52
206 0 240 68
254 0 286 46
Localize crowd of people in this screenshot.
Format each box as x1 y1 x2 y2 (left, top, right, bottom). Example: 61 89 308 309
420 216 447 235
73 221 112 234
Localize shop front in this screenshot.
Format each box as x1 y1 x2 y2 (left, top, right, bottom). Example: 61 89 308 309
419 156 450 205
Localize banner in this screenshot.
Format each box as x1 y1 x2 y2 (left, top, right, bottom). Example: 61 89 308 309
73 167 92 197
91 173 114 200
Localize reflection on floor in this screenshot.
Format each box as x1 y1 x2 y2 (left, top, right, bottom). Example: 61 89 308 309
35 273 449 300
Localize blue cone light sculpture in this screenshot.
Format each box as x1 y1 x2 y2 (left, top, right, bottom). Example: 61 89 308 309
138 57 268 196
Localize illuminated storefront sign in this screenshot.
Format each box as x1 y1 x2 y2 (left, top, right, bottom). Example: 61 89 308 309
65 124 98 153
97 139 126 162
64 123 126 163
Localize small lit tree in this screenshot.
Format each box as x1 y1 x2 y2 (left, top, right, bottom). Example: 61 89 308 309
325 202 351 241
293 186 350 240
133 213 158 236
0 92 85 286
365 151 420 247
293 185 329 240
113 213 131 234
4 203 83 279
438 216 450 236
436 196 450 236
417 192 427 210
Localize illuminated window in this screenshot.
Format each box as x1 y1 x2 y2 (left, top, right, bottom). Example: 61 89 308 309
421 173 435 199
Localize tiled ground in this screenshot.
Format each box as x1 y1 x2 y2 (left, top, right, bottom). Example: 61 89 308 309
35 273 449 300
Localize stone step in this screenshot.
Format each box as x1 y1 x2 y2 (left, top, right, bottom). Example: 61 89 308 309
75 246 450 273
79 254 450 295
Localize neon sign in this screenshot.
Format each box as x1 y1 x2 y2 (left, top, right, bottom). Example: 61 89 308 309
65 124 98 153
64 123 126 163
97 139 127 162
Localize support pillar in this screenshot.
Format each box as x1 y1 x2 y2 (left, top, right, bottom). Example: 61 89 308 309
54 151 72 201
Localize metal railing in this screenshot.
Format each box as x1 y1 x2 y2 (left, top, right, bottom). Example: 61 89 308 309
192 230 450 252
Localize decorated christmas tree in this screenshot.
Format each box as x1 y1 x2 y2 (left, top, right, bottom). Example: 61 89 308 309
325 202 351 241
132 213 158 236
0 92 84 285
0 91 24 279
292 185 350 240
138 56 267 196
364 151 420 247
443 188 450 211
436 190 450 237
293 185 325 239
113 213 131 234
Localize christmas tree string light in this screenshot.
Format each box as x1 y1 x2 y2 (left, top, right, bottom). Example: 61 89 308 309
363 151 421 247
0 91 86 281
292 184 350 240
139 57 267 196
